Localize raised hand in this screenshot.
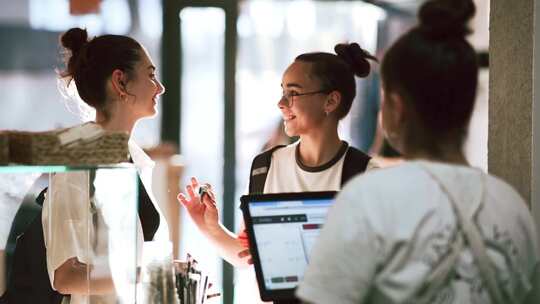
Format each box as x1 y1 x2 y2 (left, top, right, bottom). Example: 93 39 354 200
177 177 220 235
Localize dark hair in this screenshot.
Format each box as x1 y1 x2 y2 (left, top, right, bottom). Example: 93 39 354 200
60 28 142 118
295 43 378 120
381 0 478 151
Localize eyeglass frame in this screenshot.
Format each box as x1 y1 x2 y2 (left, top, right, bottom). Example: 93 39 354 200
280 88 335 108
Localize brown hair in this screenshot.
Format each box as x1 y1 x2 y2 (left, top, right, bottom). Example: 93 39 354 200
381 0 478 152
60 27 142 119
295 42 378 120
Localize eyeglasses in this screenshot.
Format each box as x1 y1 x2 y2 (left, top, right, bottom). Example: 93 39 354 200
280 89 332 108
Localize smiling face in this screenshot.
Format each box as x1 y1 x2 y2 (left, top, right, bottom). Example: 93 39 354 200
124 49 165 120
279 61 329 137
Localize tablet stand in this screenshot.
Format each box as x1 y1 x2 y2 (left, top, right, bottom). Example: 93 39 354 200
273 300 300 304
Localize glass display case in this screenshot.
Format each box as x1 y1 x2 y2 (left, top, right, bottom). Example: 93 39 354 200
0 165 144 303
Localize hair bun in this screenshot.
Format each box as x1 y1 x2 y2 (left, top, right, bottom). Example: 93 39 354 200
419 0 475 38
61 27 89 55
334 42 378 78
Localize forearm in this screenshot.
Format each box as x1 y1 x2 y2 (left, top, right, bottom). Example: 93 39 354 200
203 223 251 268
54 258 115 295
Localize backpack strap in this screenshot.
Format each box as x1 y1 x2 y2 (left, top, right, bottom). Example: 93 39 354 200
340 146 371 186
248 145 286 194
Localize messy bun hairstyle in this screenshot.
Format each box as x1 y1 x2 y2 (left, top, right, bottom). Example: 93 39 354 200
419 0 475 39
381 0 478 150
295 42 378 120
60 27 142 119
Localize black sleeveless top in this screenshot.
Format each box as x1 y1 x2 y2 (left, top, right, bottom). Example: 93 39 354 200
137 173 160 241
130 158 160 241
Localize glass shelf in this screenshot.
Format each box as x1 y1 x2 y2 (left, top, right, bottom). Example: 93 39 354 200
0 165 142 303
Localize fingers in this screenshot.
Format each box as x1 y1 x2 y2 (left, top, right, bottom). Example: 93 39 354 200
238 249 251 258
191 177 200 190
238 239 249 248
186 184 197 199
206 186 216 201
177 192 196 210
237 230 250 248
237 249 253 265
178 177 218 211
177 193 188 206
201 192 217 211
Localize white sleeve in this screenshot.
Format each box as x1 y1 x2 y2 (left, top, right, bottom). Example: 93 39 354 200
42 171 92 288
296 180 380 304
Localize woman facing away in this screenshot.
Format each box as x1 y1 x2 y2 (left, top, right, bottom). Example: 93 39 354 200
37 28 168 304
297 0 539 303
178 43 378 266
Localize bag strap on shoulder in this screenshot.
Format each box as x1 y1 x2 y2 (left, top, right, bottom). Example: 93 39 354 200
418 165 511 304
340 146 371 186
248 145 286 194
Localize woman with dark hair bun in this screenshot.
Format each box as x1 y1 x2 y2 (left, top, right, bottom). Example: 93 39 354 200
38 27 168 304
298 0 539 303
178 43 378 289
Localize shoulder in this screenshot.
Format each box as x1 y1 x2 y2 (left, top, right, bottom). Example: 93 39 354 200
484 173 532 222
128 140 155 169
271 142 296 159
337 162 429 214
485 173 525 202
343 144 372 170
251 142 293 164
345 145 370 159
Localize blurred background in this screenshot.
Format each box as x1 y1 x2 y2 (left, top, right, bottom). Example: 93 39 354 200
0 1 489 303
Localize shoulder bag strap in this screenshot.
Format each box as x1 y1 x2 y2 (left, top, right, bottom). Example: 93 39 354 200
340 146 371 186
420 165 509 304
248 145 286 194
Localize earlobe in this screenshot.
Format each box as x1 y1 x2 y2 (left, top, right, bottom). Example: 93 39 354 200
325 91 341 115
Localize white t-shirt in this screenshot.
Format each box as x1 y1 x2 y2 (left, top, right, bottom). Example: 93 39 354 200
236 141 377 303
42 140 169 304
264 141 378 193
297 160 539 304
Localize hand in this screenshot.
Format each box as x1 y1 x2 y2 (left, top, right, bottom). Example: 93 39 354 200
237 229 253 264
237 248 253 265
237 229 250 248
177 177 220 235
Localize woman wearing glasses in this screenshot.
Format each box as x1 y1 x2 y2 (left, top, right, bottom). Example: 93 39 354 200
178 43 379 268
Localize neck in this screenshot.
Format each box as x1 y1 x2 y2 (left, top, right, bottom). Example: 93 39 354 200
95 110 136 135
404 144 468 166
298 123 342 167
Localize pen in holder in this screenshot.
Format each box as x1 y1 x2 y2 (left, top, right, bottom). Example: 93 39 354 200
175 253 219 304
142 241 179 304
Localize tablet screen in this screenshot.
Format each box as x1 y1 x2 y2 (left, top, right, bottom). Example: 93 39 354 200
247 197 334 290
